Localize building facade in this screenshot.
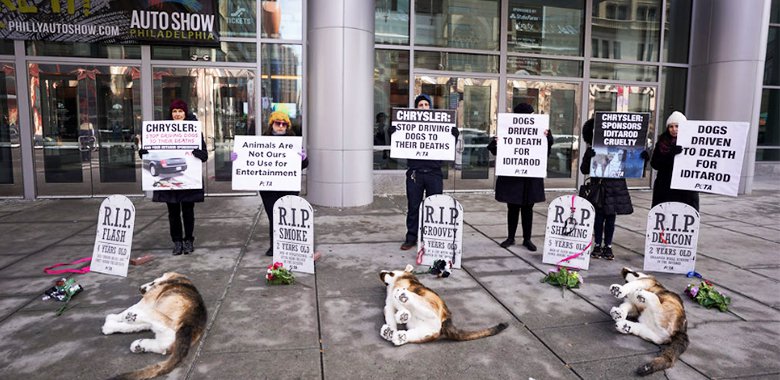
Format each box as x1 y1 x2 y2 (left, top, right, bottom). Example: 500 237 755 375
0 0 776 207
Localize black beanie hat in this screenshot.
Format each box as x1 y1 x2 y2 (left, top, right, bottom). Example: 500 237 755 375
582 118 595 145
513 102 534 114
169 99 189 115
414 94 432 108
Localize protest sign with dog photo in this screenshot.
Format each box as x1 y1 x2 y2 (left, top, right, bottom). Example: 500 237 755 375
591 112 649 178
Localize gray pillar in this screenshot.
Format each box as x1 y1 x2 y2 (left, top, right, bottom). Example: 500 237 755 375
306 0 374 207
688 0 771 194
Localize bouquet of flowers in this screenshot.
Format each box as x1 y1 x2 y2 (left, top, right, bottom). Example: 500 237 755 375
685 280 731 312
266 262 295 285
541 267 583 298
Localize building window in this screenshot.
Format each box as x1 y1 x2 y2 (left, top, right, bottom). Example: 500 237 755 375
220 0 257 38
415 0 500 50
261 44 303 135
375 0 410 45
374 49 409 170
507 0 585 57
664 0 692 63
592 0 661 62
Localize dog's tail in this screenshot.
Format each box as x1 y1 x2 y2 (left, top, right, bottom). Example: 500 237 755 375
636 331 689 376
107 324 196 380
441 319 508 341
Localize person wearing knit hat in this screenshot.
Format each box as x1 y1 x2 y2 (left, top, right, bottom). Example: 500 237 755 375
486 102 553 251
138 99 209 255
650 110 699 210
263 111 294 136
389 94 459 250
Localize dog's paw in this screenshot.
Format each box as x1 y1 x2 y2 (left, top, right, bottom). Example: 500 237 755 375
609 306 625 321
391 330 408 346
615 320 632 334
124 312 137 322
609 284 626 298
393 288 410 304
394 309 411 325
635 291 647 304
380 324 394 342
101 323 115 335
130 339 146 353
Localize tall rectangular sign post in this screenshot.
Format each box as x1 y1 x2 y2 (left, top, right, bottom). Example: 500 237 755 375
91 195 135 277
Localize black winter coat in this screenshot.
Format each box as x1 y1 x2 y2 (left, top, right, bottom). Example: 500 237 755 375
487 132 554 205
152 114 208 204
650 132 699 210
580 148 634 215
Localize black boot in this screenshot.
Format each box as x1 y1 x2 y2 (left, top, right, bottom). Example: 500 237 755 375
172 241 184 256
499 238 515 248
522 239 537 252
183 239 194 255
265 247 274 256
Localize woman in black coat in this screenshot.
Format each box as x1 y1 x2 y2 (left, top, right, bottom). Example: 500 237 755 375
258 111 309 256
486 103 553 251
140 99 209 255
579 118 635 260
651 111 699 211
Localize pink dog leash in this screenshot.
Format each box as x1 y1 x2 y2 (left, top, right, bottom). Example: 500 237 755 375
44 257 92 274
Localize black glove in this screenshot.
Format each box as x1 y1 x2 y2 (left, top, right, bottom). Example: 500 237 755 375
584 147 596 158
673 145 684 155
640 150 650 161
138 149 148 159
451 127 460 139
192 149 208 162
487 137 497 151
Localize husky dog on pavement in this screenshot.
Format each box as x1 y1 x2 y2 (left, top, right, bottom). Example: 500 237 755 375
610 267 689 376
102 272 207 380
379 264 508 346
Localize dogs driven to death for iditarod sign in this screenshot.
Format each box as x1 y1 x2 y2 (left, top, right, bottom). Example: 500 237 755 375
610 267 689 376
102 272 207 380
379 264 508 346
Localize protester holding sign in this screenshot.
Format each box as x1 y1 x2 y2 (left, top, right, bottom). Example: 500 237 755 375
580 118 636 260
486 103 553 251
390 94 460 251
139 99 208 255
651 111 700 211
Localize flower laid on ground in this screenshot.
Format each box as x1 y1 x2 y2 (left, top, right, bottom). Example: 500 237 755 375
266 262 295 285
541 267 583 298
685 280 730 312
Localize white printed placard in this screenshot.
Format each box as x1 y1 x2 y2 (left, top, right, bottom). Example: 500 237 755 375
273 195 314 274
232 136 303 191
141 120 203 191
495 113 549 178
643 202 699 274
91 195 135 277
417 194 463 269
390 108 457 161
671 120 749 196
543 195 595 270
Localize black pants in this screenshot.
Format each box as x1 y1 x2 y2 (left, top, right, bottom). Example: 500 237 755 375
506 203 534 241
405 169 443 243
166 202 195 242
260 191 298 249
594 213 617 246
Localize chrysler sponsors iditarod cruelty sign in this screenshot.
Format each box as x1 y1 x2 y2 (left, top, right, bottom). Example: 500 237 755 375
0 0 220 45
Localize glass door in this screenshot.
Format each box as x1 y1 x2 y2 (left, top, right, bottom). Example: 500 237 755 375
414 75 498 192
0 63 22 197
152 67 255 194
30 63 142 197
588 83 656 187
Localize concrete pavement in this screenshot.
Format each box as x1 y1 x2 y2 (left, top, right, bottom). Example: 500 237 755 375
0 189 778 379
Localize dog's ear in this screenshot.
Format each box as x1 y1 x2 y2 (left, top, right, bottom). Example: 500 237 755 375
404 264 414 272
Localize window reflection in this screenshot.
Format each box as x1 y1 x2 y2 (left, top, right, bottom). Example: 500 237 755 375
261 44 303 135
759 89 780 150
661 67 687 128
591 0 661 61
220 0 257 38
590 62 657 82
151 42 256 63
374 49 409 170
375 0 410 45
414 51 498 73
664 0 692 63
0 63 20 193
415 0 499 50
507 56 582 77
507 0 584 56
261 0 303 40
26 41 141 59
765 28 780 86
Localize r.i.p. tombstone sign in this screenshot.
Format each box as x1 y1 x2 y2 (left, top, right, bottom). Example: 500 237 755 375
273 195 314 274
644 202 699 274
417 194 463 269
543 195 595 270
91 195 135 277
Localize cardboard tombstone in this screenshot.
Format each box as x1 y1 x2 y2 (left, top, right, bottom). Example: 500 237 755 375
644 202 700 274
543 195 595 270
272 195 315 274
91 195 135 277
232 135 303 191
416 194 464 269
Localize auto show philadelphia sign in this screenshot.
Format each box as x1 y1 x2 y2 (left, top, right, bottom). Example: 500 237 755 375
0 0 220 45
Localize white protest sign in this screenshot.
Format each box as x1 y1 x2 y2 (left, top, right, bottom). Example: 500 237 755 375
417 194 463 269
495 113 549 178
543 195 595 270
141 120 203 191
390 108 457 161
671 121 749 196
591 112 650 178
273 195 314 274
91 195 135 277
643 202 699 274
232 136 303 191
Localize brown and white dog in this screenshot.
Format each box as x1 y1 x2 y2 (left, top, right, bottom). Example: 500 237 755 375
610 267 689 376
102 272 207 380
379 264 508 345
